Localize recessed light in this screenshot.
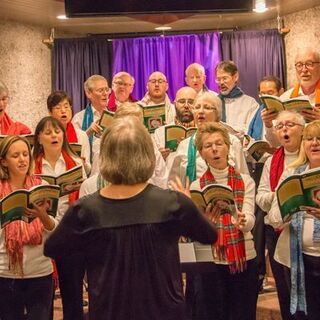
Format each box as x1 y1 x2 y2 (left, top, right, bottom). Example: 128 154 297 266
155 26 172 31
253 0 269 13
57 15 68 20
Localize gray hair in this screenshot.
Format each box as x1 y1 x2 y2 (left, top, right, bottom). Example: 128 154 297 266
100 117 155 185
185 63 205 76
84 75 108 93
274 110 305 127
193 92 222 121
112 72 135 85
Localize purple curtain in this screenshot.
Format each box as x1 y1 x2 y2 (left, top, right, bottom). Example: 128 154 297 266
53 38 113 113
220 29 285 100
112 33 221 100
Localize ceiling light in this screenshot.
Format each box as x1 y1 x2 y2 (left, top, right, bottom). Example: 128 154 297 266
154 26 172 31
57 15 68 20
253 0 268 13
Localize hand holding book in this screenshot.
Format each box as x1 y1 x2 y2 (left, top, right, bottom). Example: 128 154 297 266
300 197 320 220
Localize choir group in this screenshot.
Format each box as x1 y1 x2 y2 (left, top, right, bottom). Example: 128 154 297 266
0 46 320 320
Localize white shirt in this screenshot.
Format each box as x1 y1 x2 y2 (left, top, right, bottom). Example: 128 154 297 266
72 105 102 176
75 128 91 175
190 166 256 263
41 154 86 221
281 87 316 106
268 165 320 267
169 133 249 186
256 149 298 217
223 94 259 134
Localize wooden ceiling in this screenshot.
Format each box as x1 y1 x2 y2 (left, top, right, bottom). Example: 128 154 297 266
0 0 319 36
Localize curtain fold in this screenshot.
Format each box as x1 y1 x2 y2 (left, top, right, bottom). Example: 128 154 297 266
220 29 286 100
112 33 221 100
53 38 113 113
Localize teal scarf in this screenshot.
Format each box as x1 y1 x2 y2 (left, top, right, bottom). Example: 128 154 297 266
186 134 197 183
218 86 244 122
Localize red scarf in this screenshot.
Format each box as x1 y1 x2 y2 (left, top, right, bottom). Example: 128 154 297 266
269 146 285 192
107 90 137 112
0 112 31 135
200 166 246 273
34 150 79 205
1 176 43 276
290 79 320 106
66 122 78 143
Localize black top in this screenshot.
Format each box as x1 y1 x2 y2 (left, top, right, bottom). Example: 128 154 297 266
44 184 217 320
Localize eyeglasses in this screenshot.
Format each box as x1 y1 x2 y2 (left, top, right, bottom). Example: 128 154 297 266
93 88 110 94
176 99 194 106
113 81 132 87
274 121 302 130
215 76 232 84
148 79 167 84
304 136 320 143
193 104 217 111
295 61 320 71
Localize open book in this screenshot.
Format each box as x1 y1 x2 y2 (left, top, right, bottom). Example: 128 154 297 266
164 125 197 151
260 95 312 113
246 140 274 162
277 167 320 222
191 184 237 219
179 242 214 263
0 184 60 228
35 165 83 197
138 103 165 133
98 109 114 133
0 134 35 147
69 143 82 157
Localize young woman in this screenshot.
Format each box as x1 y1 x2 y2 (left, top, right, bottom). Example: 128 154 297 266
171 122 258 320
269 120 320 320
33 116 86 320
0 135 55 320
44 117 217 320
47 90 91 176
0 81 31 135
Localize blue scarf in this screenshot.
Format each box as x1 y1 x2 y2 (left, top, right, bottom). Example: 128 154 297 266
218 86 244 122
186 134 197 183
81 103 94 160
290 164 320 315
248 104 264 140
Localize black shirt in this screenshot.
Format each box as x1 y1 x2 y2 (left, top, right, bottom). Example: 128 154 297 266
44 184 217 320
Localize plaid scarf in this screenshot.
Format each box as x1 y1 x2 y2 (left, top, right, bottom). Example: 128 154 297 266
200 166 247 273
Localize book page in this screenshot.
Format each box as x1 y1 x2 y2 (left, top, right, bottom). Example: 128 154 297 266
284 99 312 112
277 177 304 221
1 191 28 228
301 171 320 207
99 110 114 130
194 242 214 262
190 190 207 209
178 243 196 263
261 96 284 112
140 104 166 133
165 125 186 151
69 143 82 157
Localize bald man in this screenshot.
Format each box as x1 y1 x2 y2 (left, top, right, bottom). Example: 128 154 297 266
140 71 176 124
153 86 197 166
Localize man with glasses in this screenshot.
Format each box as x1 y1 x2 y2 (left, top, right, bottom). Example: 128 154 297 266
72 74 110 175
107 71 136 112
140 71 176 124
215 60 259 136
153 86 196 163
185 63 217 96
281 47 320 122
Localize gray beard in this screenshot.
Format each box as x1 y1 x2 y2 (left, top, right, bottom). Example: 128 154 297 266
176 109 194 123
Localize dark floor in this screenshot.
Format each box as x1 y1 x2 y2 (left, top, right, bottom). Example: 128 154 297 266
53 279 281 320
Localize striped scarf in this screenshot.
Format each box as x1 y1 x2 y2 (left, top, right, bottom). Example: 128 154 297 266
200 166 247 273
